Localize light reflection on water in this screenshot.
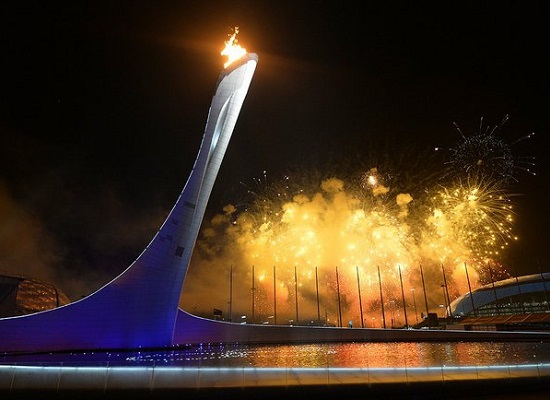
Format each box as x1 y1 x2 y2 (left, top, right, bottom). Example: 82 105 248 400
132 342 550 368
3 342 550 367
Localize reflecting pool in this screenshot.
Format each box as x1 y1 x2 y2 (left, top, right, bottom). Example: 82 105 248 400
3 341 550 368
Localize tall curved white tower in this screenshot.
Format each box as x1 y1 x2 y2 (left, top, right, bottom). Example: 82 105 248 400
0 53 258 353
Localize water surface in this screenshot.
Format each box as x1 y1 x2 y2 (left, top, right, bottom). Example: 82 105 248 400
4 341 549 368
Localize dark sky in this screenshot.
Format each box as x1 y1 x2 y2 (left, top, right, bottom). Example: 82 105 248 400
1 2 548 299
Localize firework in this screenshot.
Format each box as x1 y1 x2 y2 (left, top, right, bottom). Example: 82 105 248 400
424 176 516 260
182 122 533 326
185 169 511 325
445 115 536 185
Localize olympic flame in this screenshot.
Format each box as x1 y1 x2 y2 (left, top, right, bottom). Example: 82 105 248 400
221 27 247 68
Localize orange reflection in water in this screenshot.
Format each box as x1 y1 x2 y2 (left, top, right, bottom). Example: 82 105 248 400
224 342 547 368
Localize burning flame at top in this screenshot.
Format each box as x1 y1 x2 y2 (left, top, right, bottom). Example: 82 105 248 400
221 27 247 68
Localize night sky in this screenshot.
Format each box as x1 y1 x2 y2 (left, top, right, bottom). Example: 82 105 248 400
1 2 548 300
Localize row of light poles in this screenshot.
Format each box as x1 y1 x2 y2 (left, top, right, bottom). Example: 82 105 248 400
226 263 478 327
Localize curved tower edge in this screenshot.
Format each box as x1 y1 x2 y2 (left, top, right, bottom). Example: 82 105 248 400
0 54 258 353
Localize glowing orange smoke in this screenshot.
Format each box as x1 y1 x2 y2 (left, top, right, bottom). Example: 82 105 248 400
221 27 247 68
183 170 515 326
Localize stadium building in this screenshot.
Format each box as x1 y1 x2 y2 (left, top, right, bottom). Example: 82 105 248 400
449 273 550 331
0 272 70 318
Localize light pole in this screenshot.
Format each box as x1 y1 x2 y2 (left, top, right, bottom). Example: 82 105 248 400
251 265 255 324
273 266 277 325
228 265 233 322
294 265 299 325
464 262 476 316
377 265 387 328
336 266 343 328
441 264 454 322
420 264 430 319
441 284 447 320
398 265 408 328
315 266 321 326
356 266 364 328
411 288 418 324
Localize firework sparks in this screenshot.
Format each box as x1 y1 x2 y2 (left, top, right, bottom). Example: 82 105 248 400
445 115 536 185
184 169 511 326
181 120 534 327
425 176 516 260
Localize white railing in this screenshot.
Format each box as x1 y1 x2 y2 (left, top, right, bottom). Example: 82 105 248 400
1 363 549 391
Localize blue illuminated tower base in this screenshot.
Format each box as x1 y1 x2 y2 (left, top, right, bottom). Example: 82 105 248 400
0 53 258 353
